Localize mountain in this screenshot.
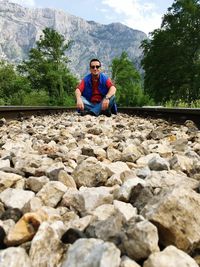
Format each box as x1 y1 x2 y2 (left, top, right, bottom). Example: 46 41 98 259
0 0 147 78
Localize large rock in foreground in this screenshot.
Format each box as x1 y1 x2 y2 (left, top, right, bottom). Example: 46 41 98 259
142 186 200 253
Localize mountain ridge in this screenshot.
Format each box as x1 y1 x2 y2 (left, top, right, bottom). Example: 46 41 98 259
0 1 147 78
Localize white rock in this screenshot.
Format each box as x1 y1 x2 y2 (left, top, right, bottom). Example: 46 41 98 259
169 154 194 172
58 170 77 188
0 188 35 209
0 219 15 235
90 204 115 220
30 221 66 267
145 170 198 189
120 256 141 267
71 186 113 215
37 181 68 207
143 245 198 267
0 247 32 267
113 200 137 222
69 215 93 231
117 178 146 202
0 171 25 192
105 161 130 176
136 153 159 167
0 159 10 168
148 143 172 158
107 146 122 162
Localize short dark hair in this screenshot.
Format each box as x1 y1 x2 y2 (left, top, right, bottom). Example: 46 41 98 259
90 58 101 67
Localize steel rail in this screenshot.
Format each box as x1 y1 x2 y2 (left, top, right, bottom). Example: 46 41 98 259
0 106 76 120
119 107 200 128
0 106 199 128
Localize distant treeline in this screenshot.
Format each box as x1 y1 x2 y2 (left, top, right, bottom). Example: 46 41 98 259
0 0 200 107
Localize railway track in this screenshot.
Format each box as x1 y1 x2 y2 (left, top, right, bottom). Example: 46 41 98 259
0 106 199 129
119 107 200 128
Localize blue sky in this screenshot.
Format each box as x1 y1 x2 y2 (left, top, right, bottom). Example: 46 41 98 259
9 0 174 35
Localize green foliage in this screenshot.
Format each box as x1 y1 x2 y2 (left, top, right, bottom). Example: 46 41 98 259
111 52 153 106
141 0 200 105
0 98 5 105
165 99 200 107
62 94 76 107
18 28 78 105
0 60 31 104
13 90 50 106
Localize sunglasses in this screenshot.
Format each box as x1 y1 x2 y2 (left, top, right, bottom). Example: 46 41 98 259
90 65 101 69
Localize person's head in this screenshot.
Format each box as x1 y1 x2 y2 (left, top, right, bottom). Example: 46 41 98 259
89 58 101 76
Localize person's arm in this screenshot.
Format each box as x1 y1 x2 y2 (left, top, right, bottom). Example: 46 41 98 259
102 82 116 111
75 80 85 110
75 88 84 110
105 85 116 99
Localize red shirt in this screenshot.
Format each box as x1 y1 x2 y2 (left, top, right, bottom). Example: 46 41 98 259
77 75 114 103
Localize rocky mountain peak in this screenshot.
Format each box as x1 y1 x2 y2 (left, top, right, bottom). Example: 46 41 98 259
0 1 147 78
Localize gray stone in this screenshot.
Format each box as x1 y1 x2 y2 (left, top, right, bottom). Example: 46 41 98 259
129 184 154 212
148 155 170 171
123 219 159 261
86 211 123 245
72 157 108 187
25 176 49 192
136 166 151 179
121 144 142 162
61 238 121 267
117 178 146 202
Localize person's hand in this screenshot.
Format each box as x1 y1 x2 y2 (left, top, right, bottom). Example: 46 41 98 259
102 98 109 111
77 97 84 110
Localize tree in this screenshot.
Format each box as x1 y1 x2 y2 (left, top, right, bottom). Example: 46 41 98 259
19 28 77 105
0 60 30 104
111 52 152 106
141 0 200 105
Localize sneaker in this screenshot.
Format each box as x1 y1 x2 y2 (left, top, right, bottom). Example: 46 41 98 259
80 110 90 116
102 110 112 117
88 111 97 116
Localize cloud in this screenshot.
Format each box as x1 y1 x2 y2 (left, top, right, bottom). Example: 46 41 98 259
102 0 163 34
11 0 35 7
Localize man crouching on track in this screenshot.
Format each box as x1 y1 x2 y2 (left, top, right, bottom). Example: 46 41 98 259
75 58 117 117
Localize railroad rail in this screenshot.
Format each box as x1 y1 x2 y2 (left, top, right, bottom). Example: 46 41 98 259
0 106 199 128
0 106 76 120
119 107 200 128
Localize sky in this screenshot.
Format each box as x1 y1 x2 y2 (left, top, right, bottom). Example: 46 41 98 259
9 0 174 35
